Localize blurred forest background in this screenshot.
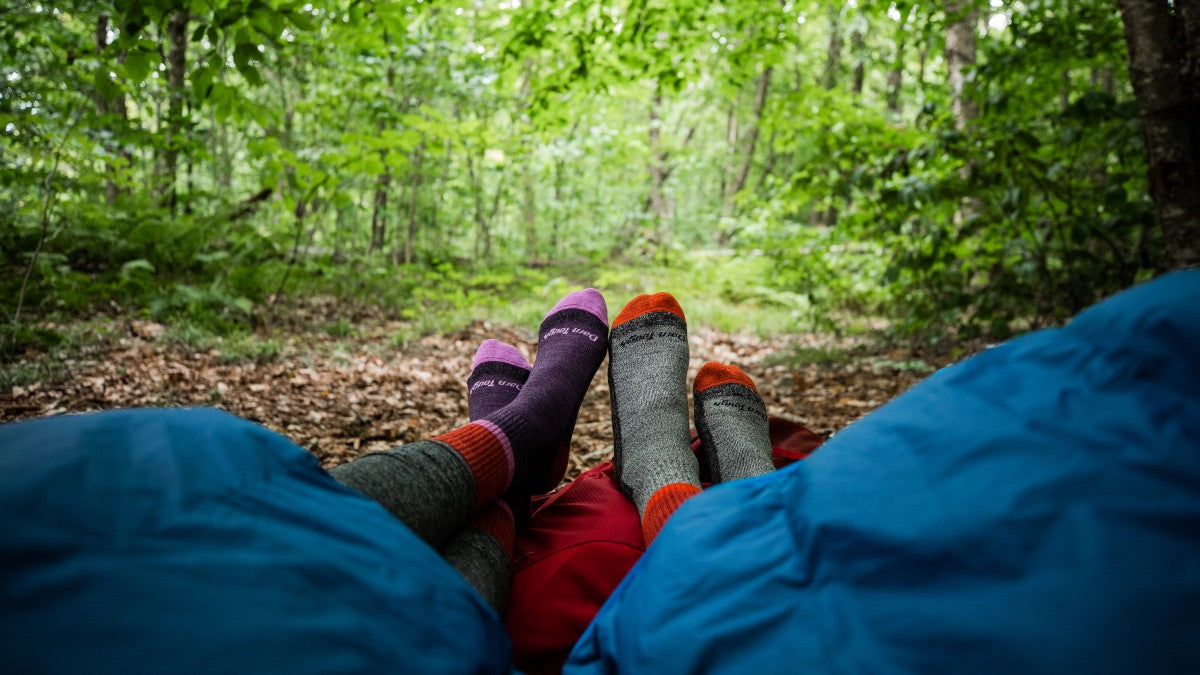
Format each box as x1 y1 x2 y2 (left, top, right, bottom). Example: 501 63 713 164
2 0 1197 367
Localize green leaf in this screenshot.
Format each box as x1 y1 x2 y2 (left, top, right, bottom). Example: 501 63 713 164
287 10 317 32
233 42 256 71
240 64 265 87
120 259 156 277
123 49 155 84
93 67 120 101
232 297 255 314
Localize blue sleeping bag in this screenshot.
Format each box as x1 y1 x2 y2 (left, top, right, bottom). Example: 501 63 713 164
0 408 511 673
568 269 1200 673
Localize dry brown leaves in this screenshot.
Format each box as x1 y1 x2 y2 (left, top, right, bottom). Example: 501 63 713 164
1 320 976 482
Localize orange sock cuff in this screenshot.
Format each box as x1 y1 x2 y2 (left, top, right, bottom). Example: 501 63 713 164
434 423 512 508
612 292 686 328
694 362 758 393
641 482 702 544
470 501 516 560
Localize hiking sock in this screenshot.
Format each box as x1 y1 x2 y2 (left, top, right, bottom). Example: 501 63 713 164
468 339 533 526
443 501 515 614
330 289 607 550
436 287 609 497
608 292 701 544
694 362 774 482
467 339 532 421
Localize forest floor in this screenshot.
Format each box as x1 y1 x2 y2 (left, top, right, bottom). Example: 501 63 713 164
0 310 986 480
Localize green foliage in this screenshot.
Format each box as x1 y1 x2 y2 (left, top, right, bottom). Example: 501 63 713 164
0 0 1159 345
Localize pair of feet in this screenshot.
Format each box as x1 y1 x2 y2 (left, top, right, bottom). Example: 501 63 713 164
454 288 773 543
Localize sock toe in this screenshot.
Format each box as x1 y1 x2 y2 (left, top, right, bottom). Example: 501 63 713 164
547 287 609 327
695 362 758 393
472 339 532 371
613 292 685 328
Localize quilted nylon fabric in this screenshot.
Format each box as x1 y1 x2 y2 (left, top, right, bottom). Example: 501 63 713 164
0 407 512 673
567 270 1200 674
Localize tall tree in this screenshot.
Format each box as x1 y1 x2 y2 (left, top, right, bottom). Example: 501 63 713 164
1117 0 1200 269
945 0 979 130
162 9 189 212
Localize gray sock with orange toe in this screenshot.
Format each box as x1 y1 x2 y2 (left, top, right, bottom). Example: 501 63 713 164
608 293 702 544
693 362 774 483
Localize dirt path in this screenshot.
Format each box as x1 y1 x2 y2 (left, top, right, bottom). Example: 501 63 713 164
1 321 972 480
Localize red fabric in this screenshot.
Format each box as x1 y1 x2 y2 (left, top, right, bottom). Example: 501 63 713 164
506 462 643 675
505 417 826 674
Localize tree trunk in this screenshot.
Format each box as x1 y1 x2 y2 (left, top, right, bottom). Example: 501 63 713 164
465 147 497 262
945 0 979 130
728 66 773 207
552 157 566 256
95 13 124 205
647 84 668 233
719 98 738 201
371 46 397 255
816 12 844 226
162 10 188 213
405 145 424 264
945 0 981 222
523 153 537 263
1117 0 1200 270
823 7 843 91
370 169 390 253
851 31 866 96
887 10 910 113
1092 64 1115 94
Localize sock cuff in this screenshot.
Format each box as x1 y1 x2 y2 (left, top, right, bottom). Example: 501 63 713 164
433 423 513 507
642 482 702 544
695 362 758 393
613 292 686 328
470 501 516 560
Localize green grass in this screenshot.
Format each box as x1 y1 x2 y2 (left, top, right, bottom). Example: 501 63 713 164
1 254 826 390
381 254 816 342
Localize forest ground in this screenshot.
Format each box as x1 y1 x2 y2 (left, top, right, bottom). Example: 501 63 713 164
0 303 985 480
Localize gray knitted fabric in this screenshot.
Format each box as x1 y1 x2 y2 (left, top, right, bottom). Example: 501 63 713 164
443 528 511 614
694 381 774 482
328 440 476 550
609 310 700 516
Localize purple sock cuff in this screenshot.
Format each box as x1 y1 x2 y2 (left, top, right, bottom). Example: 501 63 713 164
472 339 532 371
546 288 609 327
475 419 515 486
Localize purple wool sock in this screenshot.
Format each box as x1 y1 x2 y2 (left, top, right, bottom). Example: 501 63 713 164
438 288 609 496
468 340 533 421
466 339 536 525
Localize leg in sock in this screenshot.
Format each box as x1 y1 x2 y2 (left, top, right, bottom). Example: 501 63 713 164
442 501 516 614
442 340 528 612
608 293 701 544
693 362 774 482
330 289 608 550
441 289 609 496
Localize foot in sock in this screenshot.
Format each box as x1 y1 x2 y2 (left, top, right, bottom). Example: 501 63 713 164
608 292 701 544
694 362 774 483
467 340 534 524
436 288 609 504
468 339 532 421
